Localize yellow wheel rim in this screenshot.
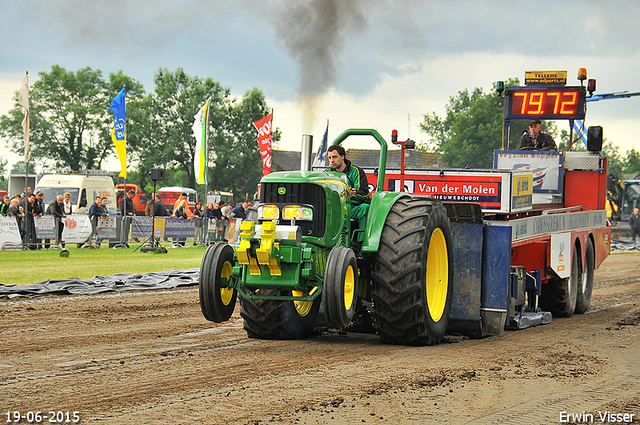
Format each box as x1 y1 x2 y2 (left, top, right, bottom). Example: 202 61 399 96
426 228 448 322
219 260 234 306
344 265 355 311
292 289 315 317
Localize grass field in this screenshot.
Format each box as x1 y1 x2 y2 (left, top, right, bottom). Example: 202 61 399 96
2 245 208 286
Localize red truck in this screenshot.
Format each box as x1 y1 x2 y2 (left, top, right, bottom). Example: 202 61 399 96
157 186 198 214
115 183 148 216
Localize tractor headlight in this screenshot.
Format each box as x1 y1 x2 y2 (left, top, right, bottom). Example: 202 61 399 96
258 204 280 220
282 205 313 221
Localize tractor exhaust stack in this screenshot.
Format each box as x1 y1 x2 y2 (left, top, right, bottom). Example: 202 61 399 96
300 134 314 171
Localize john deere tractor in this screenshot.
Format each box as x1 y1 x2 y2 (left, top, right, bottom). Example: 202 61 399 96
199 129 454 345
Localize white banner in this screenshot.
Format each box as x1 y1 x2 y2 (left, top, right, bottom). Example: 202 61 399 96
61 215 93 243
1 216 23 250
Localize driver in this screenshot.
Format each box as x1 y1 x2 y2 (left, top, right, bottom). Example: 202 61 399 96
519 119 557 151
327 145 370 246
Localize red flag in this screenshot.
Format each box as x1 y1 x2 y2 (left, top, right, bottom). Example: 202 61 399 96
252 113 272 177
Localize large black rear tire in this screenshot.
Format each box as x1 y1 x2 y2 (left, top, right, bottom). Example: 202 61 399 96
240 290 320 339
575 239 595 314
540 243 581 317
372 198 454 345
199 243 238 322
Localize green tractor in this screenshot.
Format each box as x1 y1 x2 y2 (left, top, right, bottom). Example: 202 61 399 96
199 129 454 345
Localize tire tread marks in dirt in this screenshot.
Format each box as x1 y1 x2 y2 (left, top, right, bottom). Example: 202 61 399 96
372 197 453 346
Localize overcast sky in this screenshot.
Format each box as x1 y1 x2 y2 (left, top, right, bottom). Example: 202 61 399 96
1 0 639 173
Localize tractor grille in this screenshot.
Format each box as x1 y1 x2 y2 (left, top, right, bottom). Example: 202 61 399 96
260 183 326 237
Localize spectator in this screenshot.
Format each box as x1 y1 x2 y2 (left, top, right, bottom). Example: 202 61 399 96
229 201 249 220
204 202 215 219
100 197 109 214
119 190 135 246
0 195 10 216
172 198 192 246
192 201 204 245
222 204 233 242
34 191 45 249
211 203 226 242
229 201 250 242
24 194 38 249
46 195 66 248
63 192 73 215
100 197 110 245
87 196 105 247
35 191 45 216
7 198 27 241
203 202 215 244
630 207 640 243
193 201 203 217
172 193 194 220
152 193 167 217
145 198 154 216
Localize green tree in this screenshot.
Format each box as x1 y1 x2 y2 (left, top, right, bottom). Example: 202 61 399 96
209 88 278 200
0 66 144 172
602 140 624 178
132 69 277 199
130 68 231 191
622 148 640 176
419 78 567 168
10 161 26 175
419 79 514 168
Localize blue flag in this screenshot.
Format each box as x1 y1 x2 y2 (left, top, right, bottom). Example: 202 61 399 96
313 120 329 168
110 86 127 178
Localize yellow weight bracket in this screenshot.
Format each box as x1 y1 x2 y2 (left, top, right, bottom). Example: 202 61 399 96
256 221 281 276
236 221 261 276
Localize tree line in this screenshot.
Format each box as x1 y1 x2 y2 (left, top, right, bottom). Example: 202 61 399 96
2 69 638 197
0 65 279 200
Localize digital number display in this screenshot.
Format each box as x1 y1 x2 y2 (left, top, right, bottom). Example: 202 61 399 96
505 86 586 120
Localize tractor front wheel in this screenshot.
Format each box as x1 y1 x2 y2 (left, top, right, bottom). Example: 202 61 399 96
199 243 238 322
372 198 453 345
323 246 359 329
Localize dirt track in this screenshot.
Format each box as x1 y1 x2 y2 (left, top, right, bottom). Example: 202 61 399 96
1 253 639 425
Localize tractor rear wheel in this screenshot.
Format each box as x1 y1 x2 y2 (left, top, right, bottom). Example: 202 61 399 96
240 290 320 339
540 243 581 317
372 198 453 345
199 243 238 322
323 246 359 329
575 239 595 314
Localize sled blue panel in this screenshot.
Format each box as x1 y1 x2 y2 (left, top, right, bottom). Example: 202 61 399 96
447 218 484 338
481 223 511 336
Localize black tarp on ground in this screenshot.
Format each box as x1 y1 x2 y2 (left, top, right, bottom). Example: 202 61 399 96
0 268 199 299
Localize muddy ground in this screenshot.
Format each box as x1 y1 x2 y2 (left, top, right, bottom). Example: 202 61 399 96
1 252 639 425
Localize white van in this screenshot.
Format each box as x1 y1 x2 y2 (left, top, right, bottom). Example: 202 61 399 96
35 171 117 214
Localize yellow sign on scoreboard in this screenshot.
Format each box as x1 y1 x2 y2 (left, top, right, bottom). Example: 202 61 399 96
525 70 567 85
